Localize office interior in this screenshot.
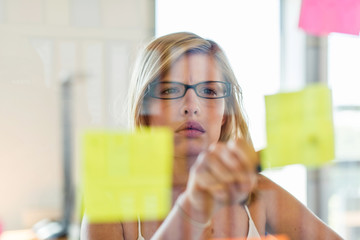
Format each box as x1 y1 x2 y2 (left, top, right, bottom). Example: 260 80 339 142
0 0 359 239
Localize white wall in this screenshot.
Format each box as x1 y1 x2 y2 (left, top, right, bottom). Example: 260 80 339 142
0 0 155 230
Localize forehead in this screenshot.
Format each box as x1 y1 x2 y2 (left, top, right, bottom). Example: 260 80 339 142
162 53 222 83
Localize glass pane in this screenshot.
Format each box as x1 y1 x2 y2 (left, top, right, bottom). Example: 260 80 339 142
327 32 360 239
156 0 281 150
329 33 360 107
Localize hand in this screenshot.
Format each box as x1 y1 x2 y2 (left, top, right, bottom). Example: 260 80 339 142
182 139 258 221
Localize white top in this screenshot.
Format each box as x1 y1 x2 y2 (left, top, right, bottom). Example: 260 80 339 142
137 205 261 239
244 205 262 239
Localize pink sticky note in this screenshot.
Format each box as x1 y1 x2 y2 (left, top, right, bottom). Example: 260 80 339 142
299 0 360 36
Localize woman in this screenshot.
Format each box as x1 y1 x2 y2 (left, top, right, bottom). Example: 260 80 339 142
81 32 342 240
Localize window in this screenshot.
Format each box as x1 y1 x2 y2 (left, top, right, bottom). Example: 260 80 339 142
156 0 307 205
325 33 360 238
156 0 280 150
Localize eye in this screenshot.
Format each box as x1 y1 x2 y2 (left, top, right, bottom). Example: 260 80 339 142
199 87 217 96
160 87 180 95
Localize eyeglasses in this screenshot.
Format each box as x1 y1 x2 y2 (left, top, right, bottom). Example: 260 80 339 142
147 81 231 100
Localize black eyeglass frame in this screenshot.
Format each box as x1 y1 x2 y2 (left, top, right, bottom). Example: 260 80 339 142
147 81 232 100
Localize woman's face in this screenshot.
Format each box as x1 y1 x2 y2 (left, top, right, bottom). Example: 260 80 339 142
147 53 226 162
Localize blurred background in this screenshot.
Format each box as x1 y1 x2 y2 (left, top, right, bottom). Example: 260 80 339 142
0 0 360 239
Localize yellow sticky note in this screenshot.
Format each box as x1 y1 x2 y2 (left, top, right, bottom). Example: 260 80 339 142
261 85 334 169
82 128 173 223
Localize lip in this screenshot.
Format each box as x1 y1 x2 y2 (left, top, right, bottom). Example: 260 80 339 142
175 121 206 138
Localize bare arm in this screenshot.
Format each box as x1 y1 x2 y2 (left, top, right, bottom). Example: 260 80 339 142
151 139 257 240
80 215 124 240
150 194 212 240
259 175 343 240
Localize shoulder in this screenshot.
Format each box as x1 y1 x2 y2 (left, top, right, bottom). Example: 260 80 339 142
254 174 343 239
254 174 304 222
256 173 280 190
249 174 280 206
255 173 294 203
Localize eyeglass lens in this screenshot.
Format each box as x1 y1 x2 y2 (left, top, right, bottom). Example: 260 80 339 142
151 82 228 99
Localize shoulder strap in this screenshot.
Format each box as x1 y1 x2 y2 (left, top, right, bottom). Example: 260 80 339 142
137 216 145 240
244 205 262 239
244 205 252 219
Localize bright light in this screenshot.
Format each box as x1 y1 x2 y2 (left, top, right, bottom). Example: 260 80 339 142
156 0 280 150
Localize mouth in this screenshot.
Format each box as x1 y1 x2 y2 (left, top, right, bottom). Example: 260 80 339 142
175 121 206 138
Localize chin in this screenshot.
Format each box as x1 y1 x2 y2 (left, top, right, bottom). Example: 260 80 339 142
174 137 206 159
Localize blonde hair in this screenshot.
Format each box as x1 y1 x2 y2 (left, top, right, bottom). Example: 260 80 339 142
128 32 252 145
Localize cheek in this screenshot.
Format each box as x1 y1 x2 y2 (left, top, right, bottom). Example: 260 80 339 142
205 101 226 139
209 100 226 121
147 101 178 127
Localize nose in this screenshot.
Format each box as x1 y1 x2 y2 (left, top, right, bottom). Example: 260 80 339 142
180 88 200 116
